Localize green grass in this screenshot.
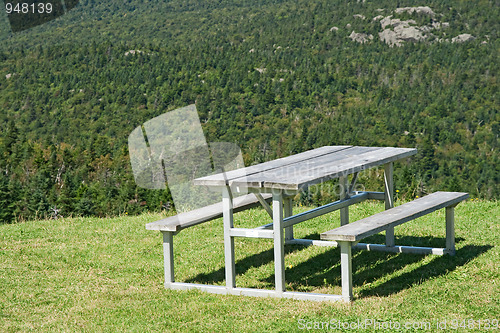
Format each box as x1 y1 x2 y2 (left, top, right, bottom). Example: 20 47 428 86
0 200 498 332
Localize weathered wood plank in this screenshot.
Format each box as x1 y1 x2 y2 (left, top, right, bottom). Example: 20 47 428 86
145 193 272 232
269 147 416 189
228 147 416 190
194 146 352 187
321 192 469 242
256 147 380 187
227 146 382 189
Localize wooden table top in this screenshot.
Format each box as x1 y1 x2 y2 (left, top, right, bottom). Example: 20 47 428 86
194 146 417 190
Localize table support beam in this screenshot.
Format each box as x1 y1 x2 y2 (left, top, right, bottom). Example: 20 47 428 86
348 172 359 195
257 192 370 231
223 187 236 289
284 192 365 229
354 243 451 255
365 191 385 200
339 176 349 226
384 162 395 247
273 191 286 294
255 193 273 218
167 283 344 302
284 197 294 241
286 239 338 247
229 228 274 239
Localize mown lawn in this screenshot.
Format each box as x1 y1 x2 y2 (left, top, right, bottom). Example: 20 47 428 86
0 199 498 332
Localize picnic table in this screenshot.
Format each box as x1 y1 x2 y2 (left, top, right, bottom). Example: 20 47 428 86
147 145 468 301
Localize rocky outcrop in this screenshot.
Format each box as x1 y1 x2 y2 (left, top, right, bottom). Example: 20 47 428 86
380 16 417 30
125 50 143 56
349 31 373 44
452 34 475 43
432 22 450 29
343 6 477 47
394 6 435 16
378 15 427 47
379 28 425 47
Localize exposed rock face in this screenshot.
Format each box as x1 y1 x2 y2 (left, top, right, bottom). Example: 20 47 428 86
379 26 426 47
378 15 426 47
380 16 416 30
330 26 339 32
125 50 143 56
343 6 477 47
452 34 475 43
349 31 373 44
395 6 435 16
379 30 400 47
432 22 450 29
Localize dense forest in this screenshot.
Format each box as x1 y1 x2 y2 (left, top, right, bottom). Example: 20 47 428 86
0 0 498 223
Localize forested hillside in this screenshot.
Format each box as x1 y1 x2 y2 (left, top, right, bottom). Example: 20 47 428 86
0 0 498 222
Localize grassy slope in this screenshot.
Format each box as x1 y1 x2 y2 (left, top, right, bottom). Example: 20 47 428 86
0 199 498 332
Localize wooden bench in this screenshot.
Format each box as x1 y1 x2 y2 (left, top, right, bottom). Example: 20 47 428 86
320 191 469 301
146 193 272 286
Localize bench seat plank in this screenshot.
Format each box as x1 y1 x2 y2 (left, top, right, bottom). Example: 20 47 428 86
321 192 469 242
146 193 272 232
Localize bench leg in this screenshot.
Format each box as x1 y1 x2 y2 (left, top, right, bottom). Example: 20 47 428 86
162 231 175 287
273 191 286 294
384 162 395 247
284 197 294 241
446 206 456 255
339 241 353 302
339 176 349 226
223 187 236 289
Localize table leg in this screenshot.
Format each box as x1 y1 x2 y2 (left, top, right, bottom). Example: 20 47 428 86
284 197 294 241
384 162 395 247
340 176 349 226
223 187 236 289
446 206 456 255
339 241 353 302
162 231 174 287
273 191 285 293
